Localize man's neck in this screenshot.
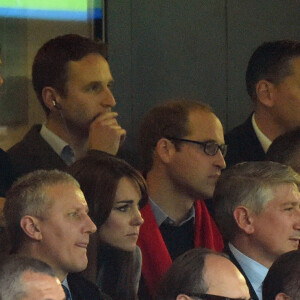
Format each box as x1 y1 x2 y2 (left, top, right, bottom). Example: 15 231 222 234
46 118 88 159
18 245 67 282
231 236 274 269
254 109 286 142
146 169 195 225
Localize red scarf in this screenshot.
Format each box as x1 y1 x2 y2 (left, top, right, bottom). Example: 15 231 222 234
137 200 224 296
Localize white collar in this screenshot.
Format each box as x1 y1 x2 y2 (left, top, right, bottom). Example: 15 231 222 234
251 114 272 153
40 124 75 163
229 243 268 300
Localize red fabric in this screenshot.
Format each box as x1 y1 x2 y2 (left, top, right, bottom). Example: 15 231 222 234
137 200 224 297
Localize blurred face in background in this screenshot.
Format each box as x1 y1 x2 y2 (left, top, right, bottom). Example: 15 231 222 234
0 58 3 86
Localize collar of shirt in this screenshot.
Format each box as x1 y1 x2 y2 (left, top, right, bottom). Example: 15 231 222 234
62 277 72 300
229 243 268 300
40 124 74 164
252 113 272 153
148 197 195 227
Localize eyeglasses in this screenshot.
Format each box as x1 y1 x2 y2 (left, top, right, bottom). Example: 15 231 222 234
165 136 227 157
188 293 253 300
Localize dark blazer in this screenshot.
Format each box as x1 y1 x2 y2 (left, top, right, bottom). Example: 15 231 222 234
225 114 266 168
7 124 66 179
68 273 112 300
0 148 14 196
223 244 259 300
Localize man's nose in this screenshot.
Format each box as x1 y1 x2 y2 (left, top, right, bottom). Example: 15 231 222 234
214 149 226 170
102 87 116 108
85 215 97 234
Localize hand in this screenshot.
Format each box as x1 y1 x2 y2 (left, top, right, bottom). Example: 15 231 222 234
87 112 126 155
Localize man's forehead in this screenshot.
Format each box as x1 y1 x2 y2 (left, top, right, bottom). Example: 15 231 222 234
268 183 300 203
45 183 87 205
187 109 224 139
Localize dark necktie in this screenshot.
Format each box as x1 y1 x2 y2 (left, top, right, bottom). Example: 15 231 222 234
61 145 75 165
62 284 72 300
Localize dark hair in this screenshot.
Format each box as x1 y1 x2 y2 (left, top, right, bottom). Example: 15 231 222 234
0 255 56 300
246 40 300 101
266 126 300 173
138 100 212 174
32 34 107 115
156 248 228 300
263 250 300 300
68 154 148 300
4 169 79 254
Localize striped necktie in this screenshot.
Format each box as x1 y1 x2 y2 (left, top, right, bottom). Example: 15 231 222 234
62 284 71 300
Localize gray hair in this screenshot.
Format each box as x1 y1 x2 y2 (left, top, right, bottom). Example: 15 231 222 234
214 161 300 241
155 248 228 300
4 169 80 253
0 255 56 300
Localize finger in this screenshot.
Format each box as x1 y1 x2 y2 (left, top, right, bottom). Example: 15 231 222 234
93 112 118 122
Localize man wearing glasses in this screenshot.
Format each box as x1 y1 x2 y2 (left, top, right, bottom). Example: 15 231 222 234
156 248 251 300
137 100 226 298
214 161 300 300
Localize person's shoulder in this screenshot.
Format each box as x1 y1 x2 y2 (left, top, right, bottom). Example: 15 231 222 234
225 115 253 143
68 273 112 300
7 124 44 159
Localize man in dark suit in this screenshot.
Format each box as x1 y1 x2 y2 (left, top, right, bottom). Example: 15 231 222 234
3 169 111 300
8 34 126 179
214 161 300 300
0 46 14 196
225 40 300 167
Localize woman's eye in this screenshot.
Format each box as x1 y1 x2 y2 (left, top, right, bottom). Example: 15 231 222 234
115 205 129 212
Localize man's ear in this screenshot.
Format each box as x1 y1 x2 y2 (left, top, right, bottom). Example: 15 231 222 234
256 79 276 108
20 216 43 241
176 294 194 300
156 138 176 164
233 206 255 234
275 292 291 300
42 86 60 112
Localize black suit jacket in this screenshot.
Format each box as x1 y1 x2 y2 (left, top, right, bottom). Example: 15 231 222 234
223 244 259 300
7 124 66 179
0 148 14 196
225 114 266 168
68 273 112 300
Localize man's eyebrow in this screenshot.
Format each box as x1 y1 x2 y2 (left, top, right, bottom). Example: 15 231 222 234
281 201 300 207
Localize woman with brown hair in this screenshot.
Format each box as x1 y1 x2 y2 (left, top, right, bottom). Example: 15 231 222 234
68 153 147 300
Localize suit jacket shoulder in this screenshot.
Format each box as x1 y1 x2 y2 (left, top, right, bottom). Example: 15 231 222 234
68 273 112 300
0 148 14 196
7 124 66 179
225 114 266 167
223 244 259 300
